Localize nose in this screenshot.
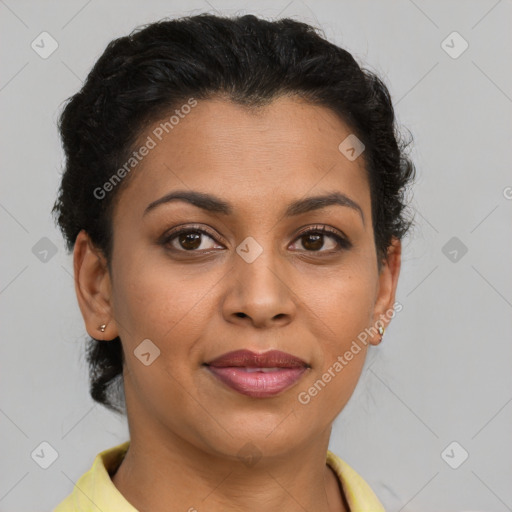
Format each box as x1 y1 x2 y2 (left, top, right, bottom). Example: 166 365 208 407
221 243 296 329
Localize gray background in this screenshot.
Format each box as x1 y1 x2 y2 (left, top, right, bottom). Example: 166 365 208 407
1 0 511 510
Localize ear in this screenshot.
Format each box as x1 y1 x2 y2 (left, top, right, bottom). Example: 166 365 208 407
73 230 118 341
369 236 402 346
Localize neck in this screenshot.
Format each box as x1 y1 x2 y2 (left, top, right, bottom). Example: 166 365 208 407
111 429 348 512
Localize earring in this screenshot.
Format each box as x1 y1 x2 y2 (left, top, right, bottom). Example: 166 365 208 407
378 325 385 341
99 324 107 333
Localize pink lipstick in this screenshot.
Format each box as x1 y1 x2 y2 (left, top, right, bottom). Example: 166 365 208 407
204 349 309 398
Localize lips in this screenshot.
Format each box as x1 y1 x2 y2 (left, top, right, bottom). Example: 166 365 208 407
206 349 308 368
204 349 310 398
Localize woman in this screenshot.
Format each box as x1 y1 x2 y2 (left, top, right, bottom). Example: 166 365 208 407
52 12 415 511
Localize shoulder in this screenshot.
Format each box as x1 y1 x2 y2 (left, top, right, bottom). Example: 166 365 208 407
52 441 134 512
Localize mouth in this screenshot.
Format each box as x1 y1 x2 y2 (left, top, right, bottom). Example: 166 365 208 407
204 349 310 398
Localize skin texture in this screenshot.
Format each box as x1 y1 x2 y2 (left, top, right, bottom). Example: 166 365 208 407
73 95 401 512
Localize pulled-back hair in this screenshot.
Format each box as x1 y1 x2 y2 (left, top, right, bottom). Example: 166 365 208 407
52 13 416 414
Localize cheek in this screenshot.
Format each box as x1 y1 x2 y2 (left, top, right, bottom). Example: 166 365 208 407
110 253 218 424
110 250 219 355
315 265 375 348
297 267 375 412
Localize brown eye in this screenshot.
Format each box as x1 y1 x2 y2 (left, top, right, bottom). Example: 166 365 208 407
176 231 203 250
163 226 223 252
291 226 351 253
301 232 327 251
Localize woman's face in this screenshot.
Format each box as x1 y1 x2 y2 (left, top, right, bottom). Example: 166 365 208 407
77 96 400 460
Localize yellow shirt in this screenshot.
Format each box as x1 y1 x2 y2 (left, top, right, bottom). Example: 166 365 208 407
53 441 385 511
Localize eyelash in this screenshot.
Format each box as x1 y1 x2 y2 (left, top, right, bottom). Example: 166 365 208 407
161 224 351 254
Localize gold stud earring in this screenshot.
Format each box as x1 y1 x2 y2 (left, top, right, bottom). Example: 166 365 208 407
378 325 385 340
99 324 107 333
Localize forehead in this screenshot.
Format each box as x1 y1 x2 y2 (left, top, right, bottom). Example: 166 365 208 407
113 96 371 223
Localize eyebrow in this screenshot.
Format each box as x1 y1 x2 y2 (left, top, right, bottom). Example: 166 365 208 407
144 190 365 224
